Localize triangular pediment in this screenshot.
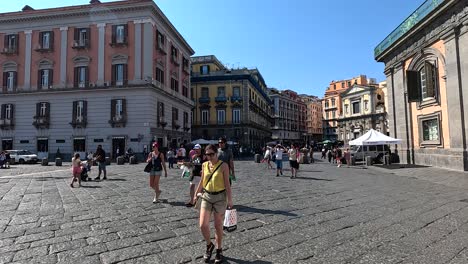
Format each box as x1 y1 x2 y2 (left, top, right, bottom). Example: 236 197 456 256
341 85 372 97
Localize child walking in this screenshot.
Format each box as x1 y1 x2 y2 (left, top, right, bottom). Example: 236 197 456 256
71 153 82 188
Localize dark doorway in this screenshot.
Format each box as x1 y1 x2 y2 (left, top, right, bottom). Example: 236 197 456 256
112 137 126 160
73 138 86 160
2 139 13 150
37 138 49 159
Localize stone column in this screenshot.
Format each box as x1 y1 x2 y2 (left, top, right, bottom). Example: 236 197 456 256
97 23 106 86
24 30 32 90
59 27 68 88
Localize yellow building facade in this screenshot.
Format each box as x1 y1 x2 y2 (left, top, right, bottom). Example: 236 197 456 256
190 55 272 151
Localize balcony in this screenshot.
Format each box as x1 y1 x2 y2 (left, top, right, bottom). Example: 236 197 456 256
215 96 227 103
34 45 53 53
157 42 166 54
70 116 87 128
109 40 128 48
158 116 167 128
172 120 180 130
183 125 190 132
108 115 127 128
72 40 89 49
171 55 179 66
198 97 211 104
0 47 18 55
33 115 50 129
0 118 14 129
230 96 242 103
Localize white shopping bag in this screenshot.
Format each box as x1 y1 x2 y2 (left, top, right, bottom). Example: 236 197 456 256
223 209 237 232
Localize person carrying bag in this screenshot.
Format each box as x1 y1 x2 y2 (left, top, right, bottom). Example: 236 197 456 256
193 144 233 264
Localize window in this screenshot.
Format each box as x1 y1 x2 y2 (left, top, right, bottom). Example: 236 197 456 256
72 100 87 125
3 71 17 92
112 64 127 86
111 99 126 123
171 78 179 92
407 61 438 103
419 112 441 145
201 110 209 125
155 67 164 84
73 28 90 48
157 102 165 126
112 25 127 45
157 31 165 51
74 66 88 88
201 87 209 98
331 99 335 107
217 110 225 125
1 104 14 121
183 112 189 127
233 109 241 124
171 46 178 64
217 87 225 97
39 31 53 50
182 85 188 97
233 87 240 97
3 34 18 53
39 69 53 89
200 65 210 75
183 57 189 72
352 101 360 114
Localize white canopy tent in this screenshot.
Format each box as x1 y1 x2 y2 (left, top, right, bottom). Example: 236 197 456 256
349 129 402 146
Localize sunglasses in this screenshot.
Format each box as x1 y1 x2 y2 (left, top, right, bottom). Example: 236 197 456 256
206 152 216 157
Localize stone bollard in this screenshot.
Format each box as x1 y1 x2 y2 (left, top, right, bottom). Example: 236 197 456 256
129 156 137 164
365 156 372 166
351 156 356 166
55 158 62 166
254 154 261 163
41 158 49 166
105 157 111 165
384 155 391 165
117 156 125 165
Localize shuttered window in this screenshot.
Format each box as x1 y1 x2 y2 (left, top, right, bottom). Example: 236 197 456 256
407 61 437 103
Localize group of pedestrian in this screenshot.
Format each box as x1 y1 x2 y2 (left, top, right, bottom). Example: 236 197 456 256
0 151 11 169
143 137 235 262
322 146 352 167
69 144 108 188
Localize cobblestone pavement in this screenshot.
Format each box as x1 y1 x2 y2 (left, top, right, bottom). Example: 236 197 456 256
2 156 468 264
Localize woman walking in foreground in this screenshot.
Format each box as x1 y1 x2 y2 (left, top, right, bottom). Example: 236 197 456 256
194 144 233 263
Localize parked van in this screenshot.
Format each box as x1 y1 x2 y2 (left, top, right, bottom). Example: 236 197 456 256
350 145 390 162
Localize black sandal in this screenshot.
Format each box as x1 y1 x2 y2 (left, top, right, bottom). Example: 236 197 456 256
214 248 223 263
203 242 215 263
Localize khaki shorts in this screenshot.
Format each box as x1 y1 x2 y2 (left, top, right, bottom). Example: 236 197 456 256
201 191 227 214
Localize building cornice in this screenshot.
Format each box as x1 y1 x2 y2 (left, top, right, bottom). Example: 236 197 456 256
0 0 194 56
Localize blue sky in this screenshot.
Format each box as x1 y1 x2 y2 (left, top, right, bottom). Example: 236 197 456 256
2 0 423 96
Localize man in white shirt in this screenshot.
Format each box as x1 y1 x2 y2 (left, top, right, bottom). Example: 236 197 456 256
274 145 285 177
288 144 299 179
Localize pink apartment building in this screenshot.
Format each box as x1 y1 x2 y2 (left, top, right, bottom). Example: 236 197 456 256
0 0 194 160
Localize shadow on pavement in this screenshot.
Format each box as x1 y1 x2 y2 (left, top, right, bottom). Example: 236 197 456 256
297 170 323 173
106 178 127 181
294 177 333 181
224 257 273 264
167 201 186 207
80 185 102 188
34 176 68 181
236 205 297 217
373 164 431 170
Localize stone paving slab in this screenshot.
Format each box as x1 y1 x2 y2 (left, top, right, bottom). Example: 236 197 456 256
2 157 468 263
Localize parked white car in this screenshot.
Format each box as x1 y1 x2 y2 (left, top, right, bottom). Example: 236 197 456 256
350 145 390 162
7 150 39 164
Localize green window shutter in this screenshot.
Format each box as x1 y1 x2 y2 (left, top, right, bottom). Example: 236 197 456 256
406 70 420 102
72 101 77 120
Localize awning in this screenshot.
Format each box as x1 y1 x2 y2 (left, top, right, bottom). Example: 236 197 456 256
73 137 86 140
37 137 48 140
113 136 126 139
